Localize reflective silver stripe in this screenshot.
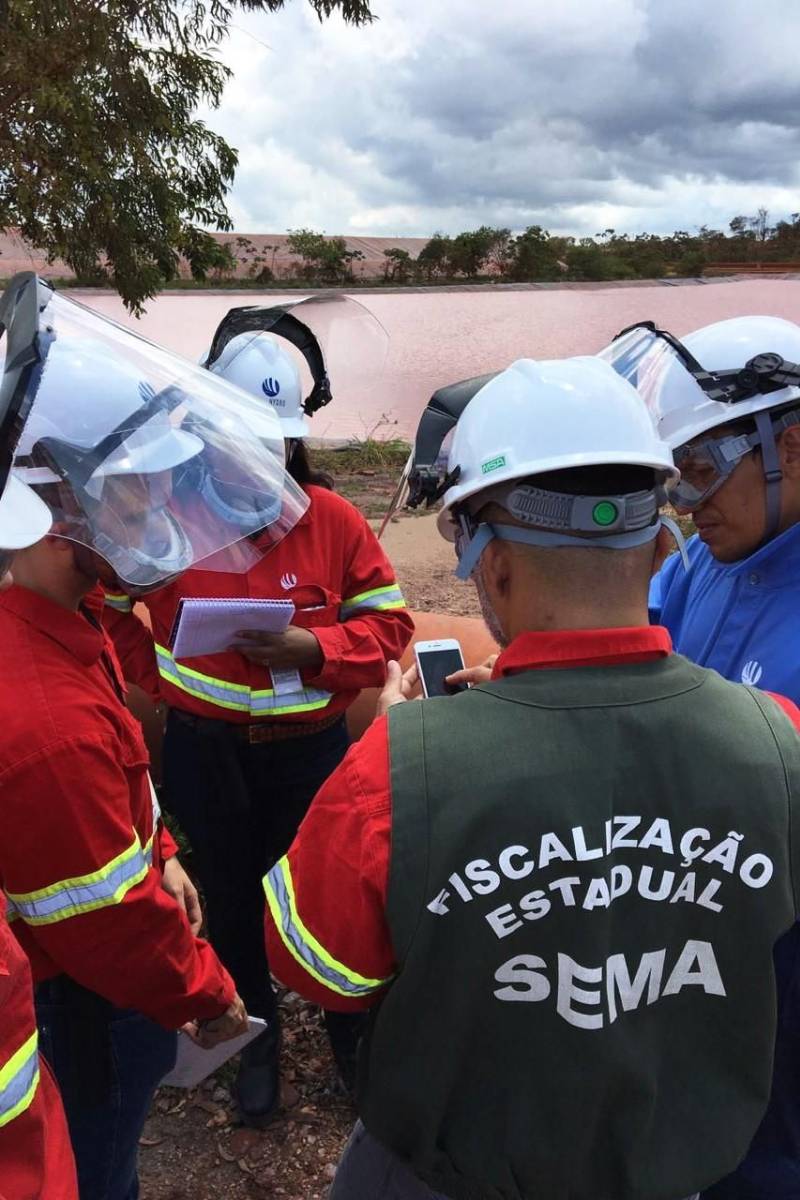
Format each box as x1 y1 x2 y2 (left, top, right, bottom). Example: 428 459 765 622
155 645 333 717
264 860 387 997
7 836 148 925
0 1033 39 1129
103 592 133 613
340 585 406 617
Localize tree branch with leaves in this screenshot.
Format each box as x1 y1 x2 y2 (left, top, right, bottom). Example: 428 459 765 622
0 0 373 311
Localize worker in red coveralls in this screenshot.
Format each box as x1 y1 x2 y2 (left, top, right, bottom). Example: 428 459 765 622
0 463 78 1200
264 357 800 1200
103 302 413 1125
0 274 306 1200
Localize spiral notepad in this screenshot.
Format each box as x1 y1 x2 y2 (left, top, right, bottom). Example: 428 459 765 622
169 598 295 660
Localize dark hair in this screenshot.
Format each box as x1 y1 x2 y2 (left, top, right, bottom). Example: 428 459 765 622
286 439 334 490
527 464 658 496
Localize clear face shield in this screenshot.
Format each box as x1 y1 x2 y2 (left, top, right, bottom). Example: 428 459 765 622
203 294 389 428
377 372 498 538
1 274 309 593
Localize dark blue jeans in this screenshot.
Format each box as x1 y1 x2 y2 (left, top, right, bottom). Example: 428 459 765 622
162 711 350 1023
36 978 177 1200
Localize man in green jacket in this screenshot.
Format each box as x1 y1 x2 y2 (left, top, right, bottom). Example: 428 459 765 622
264 357 800 1200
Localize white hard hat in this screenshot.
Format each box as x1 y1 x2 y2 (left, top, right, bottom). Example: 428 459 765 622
602 316 800 450
653 316 800 448
437 356 677 539
0 473 51 550
207 333 309 438
2 277 310 592
16 340 203 487
601 316 800 541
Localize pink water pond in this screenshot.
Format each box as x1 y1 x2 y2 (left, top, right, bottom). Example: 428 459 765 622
76 282 800 442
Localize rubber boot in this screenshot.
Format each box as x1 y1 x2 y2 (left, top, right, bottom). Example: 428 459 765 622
233 1023 281 1128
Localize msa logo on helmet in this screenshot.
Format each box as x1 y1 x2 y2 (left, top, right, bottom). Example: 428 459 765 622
741 660 763 687
481 455 507 475
262 377 285 405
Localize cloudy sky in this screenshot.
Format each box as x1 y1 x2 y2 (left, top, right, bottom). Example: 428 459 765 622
207 0 800 239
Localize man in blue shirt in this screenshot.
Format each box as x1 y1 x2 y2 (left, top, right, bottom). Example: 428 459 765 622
612 315 800 1199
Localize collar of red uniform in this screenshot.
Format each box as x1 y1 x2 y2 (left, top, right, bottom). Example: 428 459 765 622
491 625 673 678
0 584 106 666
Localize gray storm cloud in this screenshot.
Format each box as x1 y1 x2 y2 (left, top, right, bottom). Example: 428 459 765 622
208 0 800 236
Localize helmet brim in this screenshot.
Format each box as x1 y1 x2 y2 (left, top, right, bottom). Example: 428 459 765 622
0 473 52 549
280 416 311 438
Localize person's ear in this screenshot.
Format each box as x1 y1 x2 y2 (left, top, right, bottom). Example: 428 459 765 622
779 424 800 480
480 538 513 600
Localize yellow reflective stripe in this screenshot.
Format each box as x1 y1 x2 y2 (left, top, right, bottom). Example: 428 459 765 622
6 834 148 926
155 644 333 717
0 1033 39 1129
264 857 389 997
103 592 133 613
340 584 406 614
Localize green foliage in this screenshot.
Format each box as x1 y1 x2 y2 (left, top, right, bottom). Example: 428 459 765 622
508 225 560 281
406 206 800 286
383 247 412 283
566 244 636 281
448 226 499 278
416 232 453 281
675 248 707 277
0 0 373 313
286 227 364 282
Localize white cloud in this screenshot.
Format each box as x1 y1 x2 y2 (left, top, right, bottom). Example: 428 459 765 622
202 0 800 238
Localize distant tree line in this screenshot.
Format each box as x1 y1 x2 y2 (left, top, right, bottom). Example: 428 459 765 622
167 209 800 288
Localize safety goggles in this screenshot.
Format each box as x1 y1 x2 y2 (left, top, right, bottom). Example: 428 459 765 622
670 408 800 511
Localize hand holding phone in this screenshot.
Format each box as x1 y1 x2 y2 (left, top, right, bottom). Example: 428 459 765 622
414 639 468 698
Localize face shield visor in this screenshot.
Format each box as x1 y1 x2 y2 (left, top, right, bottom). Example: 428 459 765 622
2 274 309 593
377 373 497 538
601 319 800 424
203 294 389 428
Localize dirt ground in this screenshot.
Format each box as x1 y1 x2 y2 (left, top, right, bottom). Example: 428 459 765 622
139 456 463 1200
139 990 354 1200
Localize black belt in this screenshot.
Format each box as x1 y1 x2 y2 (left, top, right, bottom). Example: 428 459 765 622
170 707 344 744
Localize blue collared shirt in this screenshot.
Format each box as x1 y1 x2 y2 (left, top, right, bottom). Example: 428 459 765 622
650 522 800 700
652 523 800 1200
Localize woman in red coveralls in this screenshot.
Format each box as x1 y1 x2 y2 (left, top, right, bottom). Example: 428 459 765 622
0 473 77 1200
105 302 413 1126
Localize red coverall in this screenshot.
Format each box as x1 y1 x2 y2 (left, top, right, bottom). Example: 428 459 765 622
0 892 77 1200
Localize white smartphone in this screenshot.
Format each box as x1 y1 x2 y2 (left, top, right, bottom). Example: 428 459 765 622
414 638 467 698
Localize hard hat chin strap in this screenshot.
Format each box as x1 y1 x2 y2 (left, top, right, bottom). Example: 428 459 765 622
455 517 689 581
753 408 783 545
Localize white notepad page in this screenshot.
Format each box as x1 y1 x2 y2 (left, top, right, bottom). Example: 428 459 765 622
171 598 295 660
161 1017 268 1088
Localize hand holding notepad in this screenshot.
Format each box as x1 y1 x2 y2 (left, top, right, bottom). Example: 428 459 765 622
170 598 295 659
